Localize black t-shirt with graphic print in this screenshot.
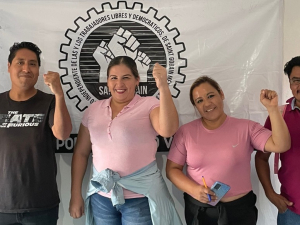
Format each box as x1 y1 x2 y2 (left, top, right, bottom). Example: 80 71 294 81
0 90 59 213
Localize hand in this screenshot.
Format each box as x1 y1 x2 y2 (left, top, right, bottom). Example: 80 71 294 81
260 89 278 110
267 191 293 213
69 194 85 219
43 71 64 96
191 185 217 204
152 63 168 90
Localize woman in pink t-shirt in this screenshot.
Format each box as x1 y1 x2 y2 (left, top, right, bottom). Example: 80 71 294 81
69 56 179 225
166 76 291 225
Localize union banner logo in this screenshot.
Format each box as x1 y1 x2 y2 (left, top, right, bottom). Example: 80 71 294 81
59 1 187 111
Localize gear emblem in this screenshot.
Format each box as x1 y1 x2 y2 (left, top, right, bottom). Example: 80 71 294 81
59 1 187 111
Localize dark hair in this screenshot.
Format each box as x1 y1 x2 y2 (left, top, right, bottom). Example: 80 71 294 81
8 42 42 66
284 56 300 79
107 56 139 79
189 76 222 105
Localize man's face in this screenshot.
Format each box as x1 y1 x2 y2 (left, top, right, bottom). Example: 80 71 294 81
7 48 39 91
289 66 300 107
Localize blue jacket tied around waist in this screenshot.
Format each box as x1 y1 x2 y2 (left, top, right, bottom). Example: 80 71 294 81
85 160 182 225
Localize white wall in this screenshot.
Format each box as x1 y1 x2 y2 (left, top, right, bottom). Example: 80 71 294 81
54 1 300 224
282 0 300 100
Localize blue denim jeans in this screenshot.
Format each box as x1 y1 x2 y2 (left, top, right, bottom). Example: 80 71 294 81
0 205 58 225
278 208 300 225
90 193 152 225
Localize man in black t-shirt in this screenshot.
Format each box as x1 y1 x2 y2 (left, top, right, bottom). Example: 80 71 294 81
0 42 72 225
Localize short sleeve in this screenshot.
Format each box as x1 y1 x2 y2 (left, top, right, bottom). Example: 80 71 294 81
81 106 91 128
147 96 160 114
249 121 272 151
167 126 187 166
48 96 55 128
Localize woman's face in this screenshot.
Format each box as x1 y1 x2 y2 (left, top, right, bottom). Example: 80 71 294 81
107 64 139 105
192 82 225 122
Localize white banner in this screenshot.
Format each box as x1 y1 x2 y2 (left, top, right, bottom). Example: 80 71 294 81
0 0 283 224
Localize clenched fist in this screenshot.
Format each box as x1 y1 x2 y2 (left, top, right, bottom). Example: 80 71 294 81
152 63 169 90
44 71 63 96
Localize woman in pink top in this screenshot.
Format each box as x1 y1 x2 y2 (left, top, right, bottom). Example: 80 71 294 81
166 76 291 225
69 56 179 225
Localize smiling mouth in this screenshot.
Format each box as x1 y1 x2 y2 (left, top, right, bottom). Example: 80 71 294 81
115 89 126 94
206 107 215 112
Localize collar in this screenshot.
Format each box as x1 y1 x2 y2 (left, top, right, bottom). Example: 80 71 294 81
102 94 141 109
288 97 300 111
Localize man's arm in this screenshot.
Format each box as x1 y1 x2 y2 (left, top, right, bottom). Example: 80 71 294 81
44 71 72 140
255 151 293 213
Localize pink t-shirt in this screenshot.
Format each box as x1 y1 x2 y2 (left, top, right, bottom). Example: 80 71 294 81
168 116 271 198
82 94 159 199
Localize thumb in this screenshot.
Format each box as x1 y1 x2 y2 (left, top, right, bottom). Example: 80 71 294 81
154 62 161 69
286 201 293 206
260 89 265 99
284 198 293 206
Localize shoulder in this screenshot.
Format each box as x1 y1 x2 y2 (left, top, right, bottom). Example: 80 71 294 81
143 96 159 101
35 90 55 101
82 99 107 125
0 91 8 96
225 117 262 131
236 117 266 132
0 91 9 105
177 119 199 134
183 119 199 128
137 95 159 105
0 91 8 99
84 99 107 113
286 97 294 104
90 99 106 107
132 95 159 113
227 116 252 125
